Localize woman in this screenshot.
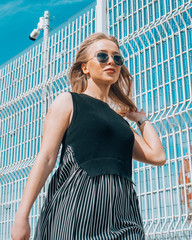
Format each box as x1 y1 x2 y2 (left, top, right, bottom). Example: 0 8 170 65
11 33 166 240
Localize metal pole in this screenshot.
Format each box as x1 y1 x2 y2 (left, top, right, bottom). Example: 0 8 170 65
41 11 50 139
96 0 108 34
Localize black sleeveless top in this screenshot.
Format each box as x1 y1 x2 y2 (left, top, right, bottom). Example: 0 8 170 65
61 92 135 182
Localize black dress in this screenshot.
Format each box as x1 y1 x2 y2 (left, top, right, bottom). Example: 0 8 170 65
34 92 145 239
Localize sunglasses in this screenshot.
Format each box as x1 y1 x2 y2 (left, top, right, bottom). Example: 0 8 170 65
89 52 124 66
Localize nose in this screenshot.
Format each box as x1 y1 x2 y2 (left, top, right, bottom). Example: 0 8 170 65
107 55 115 65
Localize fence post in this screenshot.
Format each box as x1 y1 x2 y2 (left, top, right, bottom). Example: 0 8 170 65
96 0 108 34
41 11 50 139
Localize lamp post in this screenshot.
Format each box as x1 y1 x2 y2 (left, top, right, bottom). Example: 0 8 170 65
29 11 50 139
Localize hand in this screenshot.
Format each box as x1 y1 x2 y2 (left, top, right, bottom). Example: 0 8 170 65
11 216 30 240
125 108 147 123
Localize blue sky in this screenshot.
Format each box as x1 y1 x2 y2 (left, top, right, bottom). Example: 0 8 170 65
0 0 94 66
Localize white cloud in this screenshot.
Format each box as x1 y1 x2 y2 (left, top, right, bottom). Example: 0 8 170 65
0 0 85 19
0 0 31 19
47 0 84 6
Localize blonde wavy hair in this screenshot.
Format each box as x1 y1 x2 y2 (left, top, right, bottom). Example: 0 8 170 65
68 32 137 117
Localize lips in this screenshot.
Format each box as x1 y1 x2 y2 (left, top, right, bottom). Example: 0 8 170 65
104 68 116 73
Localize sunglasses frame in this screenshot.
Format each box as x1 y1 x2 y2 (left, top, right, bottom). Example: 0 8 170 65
87 52 124 66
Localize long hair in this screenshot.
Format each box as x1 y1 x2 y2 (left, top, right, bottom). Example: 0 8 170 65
68 32 137 117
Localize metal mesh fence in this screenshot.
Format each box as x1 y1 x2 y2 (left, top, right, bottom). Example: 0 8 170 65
0 3 96 239
0 0 192 239
107 0 192 238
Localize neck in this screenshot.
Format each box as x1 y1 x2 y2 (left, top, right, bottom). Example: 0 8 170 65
82 90 109 103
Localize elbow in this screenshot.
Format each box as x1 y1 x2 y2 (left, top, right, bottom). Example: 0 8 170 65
156 158 166 166
37 151 57 172
155 153 167 166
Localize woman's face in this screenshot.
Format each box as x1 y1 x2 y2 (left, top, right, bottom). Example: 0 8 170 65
82 39 122 85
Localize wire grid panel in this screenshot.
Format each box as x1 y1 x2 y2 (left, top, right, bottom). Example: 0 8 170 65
0 0 192 239
0 3 96 239
107 0 192 239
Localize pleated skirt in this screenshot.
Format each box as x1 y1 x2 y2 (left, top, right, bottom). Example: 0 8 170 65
34 145 145 239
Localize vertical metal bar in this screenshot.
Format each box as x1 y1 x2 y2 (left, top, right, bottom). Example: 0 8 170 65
41 11 50 139
96 0 108 34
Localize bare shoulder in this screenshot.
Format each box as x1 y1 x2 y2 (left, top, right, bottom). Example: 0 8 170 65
50 91 73 111
44 91 73 135
39 92 73 166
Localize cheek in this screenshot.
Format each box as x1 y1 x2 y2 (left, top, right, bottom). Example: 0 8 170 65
89 62 102 74
117 68 121 76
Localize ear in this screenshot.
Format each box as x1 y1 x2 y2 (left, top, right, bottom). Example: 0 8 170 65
81 63 89 74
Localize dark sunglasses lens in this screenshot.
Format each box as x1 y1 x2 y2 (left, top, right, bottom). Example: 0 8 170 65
97 52 108 63
114 55 124 66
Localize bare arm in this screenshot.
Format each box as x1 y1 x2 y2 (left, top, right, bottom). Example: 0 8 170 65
126 109 166 166
11 92 73 239
130 121 166 166
15 152 56 220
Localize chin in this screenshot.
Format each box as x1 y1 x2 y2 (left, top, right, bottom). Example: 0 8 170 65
103 75 118 81
102 79 118 85
106 77 118 84
92 76 118 85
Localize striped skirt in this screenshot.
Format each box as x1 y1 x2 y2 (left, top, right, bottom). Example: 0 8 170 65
34 145 145 239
